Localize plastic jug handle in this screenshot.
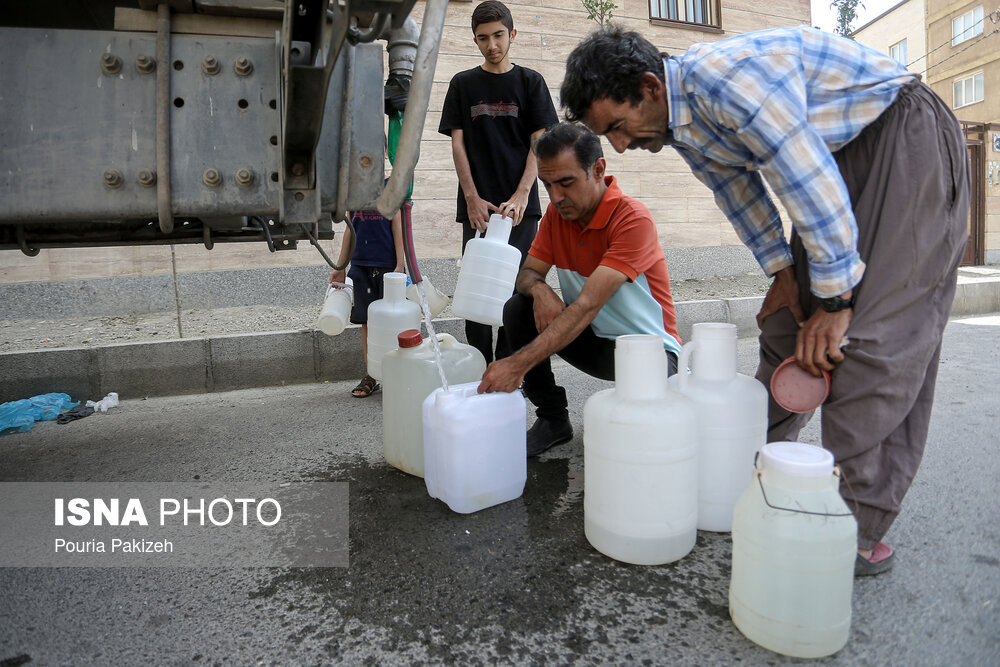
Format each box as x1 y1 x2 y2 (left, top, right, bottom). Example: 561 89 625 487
677 339 697 391
435 333 457 347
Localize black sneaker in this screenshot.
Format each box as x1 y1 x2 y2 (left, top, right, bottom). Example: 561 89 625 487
526 417 574 457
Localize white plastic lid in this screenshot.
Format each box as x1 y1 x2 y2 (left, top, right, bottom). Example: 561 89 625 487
759 442 834 478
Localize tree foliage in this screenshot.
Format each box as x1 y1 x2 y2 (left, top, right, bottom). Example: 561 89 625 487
830 0 865 38
582 0 617 26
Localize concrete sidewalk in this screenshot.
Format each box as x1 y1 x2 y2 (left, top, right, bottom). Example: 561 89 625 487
2 266 999 403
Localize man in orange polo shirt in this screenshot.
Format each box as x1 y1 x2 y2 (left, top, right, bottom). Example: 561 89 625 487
478 122 681 456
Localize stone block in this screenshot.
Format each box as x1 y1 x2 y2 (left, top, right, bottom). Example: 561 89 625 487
210 330 314 391
0 347 96 404
96 339 209 398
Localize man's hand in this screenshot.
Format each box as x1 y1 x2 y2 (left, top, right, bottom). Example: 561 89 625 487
330 268 346 285
531 286 565 333
499 188 531 226
478 357 528 394
756 266 806 328
796 301 852 377
465 193 498 233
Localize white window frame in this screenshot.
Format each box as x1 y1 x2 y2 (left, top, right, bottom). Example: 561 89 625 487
953 72 985 109
889 39 907 67
952 6 984 46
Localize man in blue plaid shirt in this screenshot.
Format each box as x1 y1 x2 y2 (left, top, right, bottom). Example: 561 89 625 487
562 25 969 576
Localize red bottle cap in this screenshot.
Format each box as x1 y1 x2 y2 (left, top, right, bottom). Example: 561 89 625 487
397 329 423 348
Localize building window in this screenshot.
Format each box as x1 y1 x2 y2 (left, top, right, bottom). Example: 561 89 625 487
889 39 907 66
952 6 984 46
953 72 985 109
650 0 722 30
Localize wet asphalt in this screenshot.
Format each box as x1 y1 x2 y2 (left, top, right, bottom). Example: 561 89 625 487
0 316 998 665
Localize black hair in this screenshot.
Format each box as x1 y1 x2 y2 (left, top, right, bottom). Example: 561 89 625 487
534 123 604 173
561 25 666 123
471 1 514 34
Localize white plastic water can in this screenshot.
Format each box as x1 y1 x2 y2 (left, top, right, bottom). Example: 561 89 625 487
406 276 450 318
422 381 526 514
584 334 699 565
382 330 487 477
730 442 857 659
451 214 521 326
366 272 421 381
669 322 768 532
317 278 354 336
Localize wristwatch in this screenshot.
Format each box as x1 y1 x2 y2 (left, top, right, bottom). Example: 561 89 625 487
817 293 855 313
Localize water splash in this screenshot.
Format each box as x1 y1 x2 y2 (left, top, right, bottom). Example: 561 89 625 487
414 281 449 392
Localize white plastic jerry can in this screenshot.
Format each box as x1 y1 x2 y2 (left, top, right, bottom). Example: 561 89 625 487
317 278 354 336
584 334 699 565
730 442 857 659
451 214 521 326
366 272 421 381
669 322 768 532
381 330 487 478
422 381 526 514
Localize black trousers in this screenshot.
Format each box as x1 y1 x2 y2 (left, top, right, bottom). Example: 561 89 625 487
460 215 539 363
504 292 678 421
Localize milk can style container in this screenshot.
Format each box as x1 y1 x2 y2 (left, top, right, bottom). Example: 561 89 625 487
584 334 699 565
669 322 768 532
366 272 421 381
382 330 487 478
451 214 521 326
730 442 857 659
422 381 526 514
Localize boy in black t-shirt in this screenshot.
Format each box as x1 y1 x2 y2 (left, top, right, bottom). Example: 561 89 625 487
438 0 558 363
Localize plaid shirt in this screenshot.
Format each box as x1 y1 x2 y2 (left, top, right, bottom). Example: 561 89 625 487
665 26 916 297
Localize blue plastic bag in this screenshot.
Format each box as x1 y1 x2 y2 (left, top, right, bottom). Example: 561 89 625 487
0 393 79 434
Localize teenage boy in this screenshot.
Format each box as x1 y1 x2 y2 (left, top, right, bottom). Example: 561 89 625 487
438 0 558 363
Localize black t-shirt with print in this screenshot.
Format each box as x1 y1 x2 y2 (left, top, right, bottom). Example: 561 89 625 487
438 64 558 222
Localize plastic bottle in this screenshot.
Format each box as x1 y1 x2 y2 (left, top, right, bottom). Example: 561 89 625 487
730 442 857 658
422 381 527 514
406 276 449 318
451 214 521 325
366 272 421 381
317 278 354 336
669 322 768 532
382 330 487 477
584 334 699 565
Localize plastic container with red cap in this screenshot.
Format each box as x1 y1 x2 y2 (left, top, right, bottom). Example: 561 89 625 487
381 330 486 478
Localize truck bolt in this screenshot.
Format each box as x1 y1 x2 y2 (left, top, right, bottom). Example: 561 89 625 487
137 170 157 187
235 168 255 186
202 168 223 187
135 54 155 74
101 53 122 75
201 56 220 75
234 56 253 76
291 163 306 177
103 169 124 188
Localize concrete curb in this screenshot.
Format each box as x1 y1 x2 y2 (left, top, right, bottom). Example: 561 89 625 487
2 278 999 402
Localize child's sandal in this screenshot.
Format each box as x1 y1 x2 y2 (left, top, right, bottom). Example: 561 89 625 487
351 374 380 398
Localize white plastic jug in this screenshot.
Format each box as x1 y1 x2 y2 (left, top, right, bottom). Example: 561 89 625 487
382 330 487 477
730 442 857 659
366 272 421 381
406 276 450 318
317 279 354 336
669 322 768 532
422 381 526 514
583 334 699 565
451 214 521 326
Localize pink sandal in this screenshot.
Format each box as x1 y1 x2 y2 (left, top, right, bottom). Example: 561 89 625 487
855 542 895 576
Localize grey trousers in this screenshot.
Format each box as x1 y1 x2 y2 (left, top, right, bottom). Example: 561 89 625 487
755 82 970 550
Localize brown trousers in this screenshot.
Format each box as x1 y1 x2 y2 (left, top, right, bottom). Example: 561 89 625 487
755 82 970 550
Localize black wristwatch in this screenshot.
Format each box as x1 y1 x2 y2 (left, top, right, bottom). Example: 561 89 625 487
817 294 855 313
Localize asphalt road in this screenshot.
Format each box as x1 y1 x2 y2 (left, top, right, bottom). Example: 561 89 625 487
1 316 998 665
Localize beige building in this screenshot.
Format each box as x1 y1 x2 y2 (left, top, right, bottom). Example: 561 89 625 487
0 0 811 285
855 0 1000 264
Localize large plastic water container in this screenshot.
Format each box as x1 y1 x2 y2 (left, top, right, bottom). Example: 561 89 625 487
422 381 526 514
451 214 521 326
317 279 354 336
366 272 421 381
730 442 857 658
584 334 699 565
669 322 768 532
406 276 450 318
382 330 487 478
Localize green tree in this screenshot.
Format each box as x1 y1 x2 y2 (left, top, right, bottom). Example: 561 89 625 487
582 0 617 26
830 0 865 38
